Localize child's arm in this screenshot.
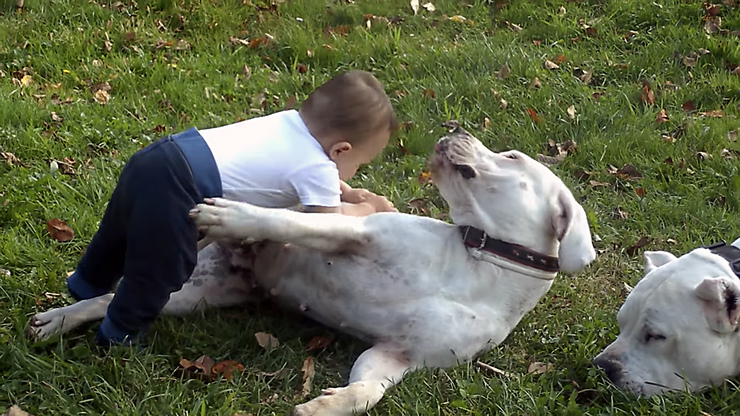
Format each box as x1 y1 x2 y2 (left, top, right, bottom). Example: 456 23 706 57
304 202 376 217
340 181 397 213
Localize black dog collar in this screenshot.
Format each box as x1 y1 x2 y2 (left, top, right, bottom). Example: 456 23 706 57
704 241 740 277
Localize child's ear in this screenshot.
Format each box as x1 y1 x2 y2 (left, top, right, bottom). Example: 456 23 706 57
328 141 353 159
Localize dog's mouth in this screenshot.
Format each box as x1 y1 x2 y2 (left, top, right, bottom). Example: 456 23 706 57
433 140 477 179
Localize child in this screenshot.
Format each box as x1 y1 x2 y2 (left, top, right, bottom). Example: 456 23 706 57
66 70 398 346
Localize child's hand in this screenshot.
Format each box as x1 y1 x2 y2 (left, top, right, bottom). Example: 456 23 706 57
363 193 397 213
341 187 375 205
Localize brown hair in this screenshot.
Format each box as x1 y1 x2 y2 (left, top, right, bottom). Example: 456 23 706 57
299 70 398 146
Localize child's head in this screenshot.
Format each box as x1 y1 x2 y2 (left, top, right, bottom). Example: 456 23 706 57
299 70 397 180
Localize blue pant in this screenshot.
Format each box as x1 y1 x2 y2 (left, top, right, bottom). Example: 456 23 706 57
67 128 222 345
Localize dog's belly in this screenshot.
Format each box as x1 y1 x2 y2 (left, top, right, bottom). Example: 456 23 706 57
251 242 503 365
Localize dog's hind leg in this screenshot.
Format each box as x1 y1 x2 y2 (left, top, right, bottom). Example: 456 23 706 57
291 344 414 416
191 198 370 253
27 294 114 341
161 241 254 316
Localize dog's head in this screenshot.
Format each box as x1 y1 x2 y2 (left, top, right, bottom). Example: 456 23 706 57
593 239 740 396
429 122 595 273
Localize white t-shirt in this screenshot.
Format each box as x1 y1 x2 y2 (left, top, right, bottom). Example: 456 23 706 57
199 110 341 208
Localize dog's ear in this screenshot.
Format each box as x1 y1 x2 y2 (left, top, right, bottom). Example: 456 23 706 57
695 276 740 333
643 251 677 275
552 190 596 274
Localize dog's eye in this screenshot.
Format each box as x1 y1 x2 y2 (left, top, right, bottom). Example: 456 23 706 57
644 332 666 344
504 153 517 160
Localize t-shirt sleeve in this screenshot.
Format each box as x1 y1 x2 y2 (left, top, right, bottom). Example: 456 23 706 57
289 162 342 207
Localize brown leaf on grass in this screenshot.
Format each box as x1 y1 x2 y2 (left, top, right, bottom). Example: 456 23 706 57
417 170 433 185
323 25 350 37
91 82 111 94
51 94 74 105
728 129 738 142
704 3 721 16
574 169 592 181
640 81 655 105
211 360 245 380
497 64 510 80
306 335 335 351
94 89 110 104
483 117 491 131
695 151 712 161
35 291 62 307
179 355 215 379
699 110 724 118
655 109 669 123
682 101 696 112
589 180 610 188
612 207 628 220
410 0 419 14
47 219 74 242
255 332 279 350
626 236 650 256
704 16 721 34
566 105 576 120
505 21 522 32
585 27 598 37
527 361 554 375
408 198 431 216
635 187 647 197
296 63 308 74
662 134 676 143
248 34 275 49
301 356 315 396
2 405 35 416
526 108 540 123
422 2 435 12
721 148 738 159
229 36 250 47
392 90 409 98
530 77 542 89
544 60 560 70
607 164 642 180
572 67 592 84
532 39 543 46
422 89 436 99
2 152 25 167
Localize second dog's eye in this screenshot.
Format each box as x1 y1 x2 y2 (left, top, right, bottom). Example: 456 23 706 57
644 332 666 344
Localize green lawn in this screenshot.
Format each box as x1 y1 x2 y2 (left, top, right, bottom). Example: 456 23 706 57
1 0 740 414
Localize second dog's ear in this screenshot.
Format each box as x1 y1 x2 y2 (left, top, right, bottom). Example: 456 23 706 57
643 251 677 275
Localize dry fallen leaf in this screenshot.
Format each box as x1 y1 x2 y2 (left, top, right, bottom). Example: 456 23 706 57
422 2 435 12
301 356 315 396
695 151 712 161
306 335 335 351
255 332 279 350
2 405 34 416
728 129 738 142
408 198 431 216
589 180 610 188
211 360 245 380
527 361 554 375
483 117 491 131
574 169 591 181
655 109 669 123
682 101 696 112
497 64 510 80
410 0 419 15
2 152 24 166
635 187 647 197
626 236 650 256
422 89 436 99
640 81 654 105
530 77 542 89
607 164 642 180
179 355 215 375
47 219 74 242
20 74 33 86
526 108 540 123
721 148 738 159
566 105 576 120
699 110 724 118
417 170 433 185
449 15 468 23
94 89 110 104
704 16 721 34
613 207 628 220
544 60 559 70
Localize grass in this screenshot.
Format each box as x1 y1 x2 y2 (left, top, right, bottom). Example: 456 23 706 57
1 0 740 414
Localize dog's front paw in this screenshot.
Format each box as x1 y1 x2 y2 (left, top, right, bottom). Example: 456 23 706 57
26 308 70 341
190 198 267 241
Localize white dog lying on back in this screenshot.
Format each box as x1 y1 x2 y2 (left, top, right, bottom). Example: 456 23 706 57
29 123 596 415
594 238 740 396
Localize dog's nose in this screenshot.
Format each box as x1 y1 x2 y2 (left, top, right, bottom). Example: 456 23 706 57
435 140 448 153
593 356 624 383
